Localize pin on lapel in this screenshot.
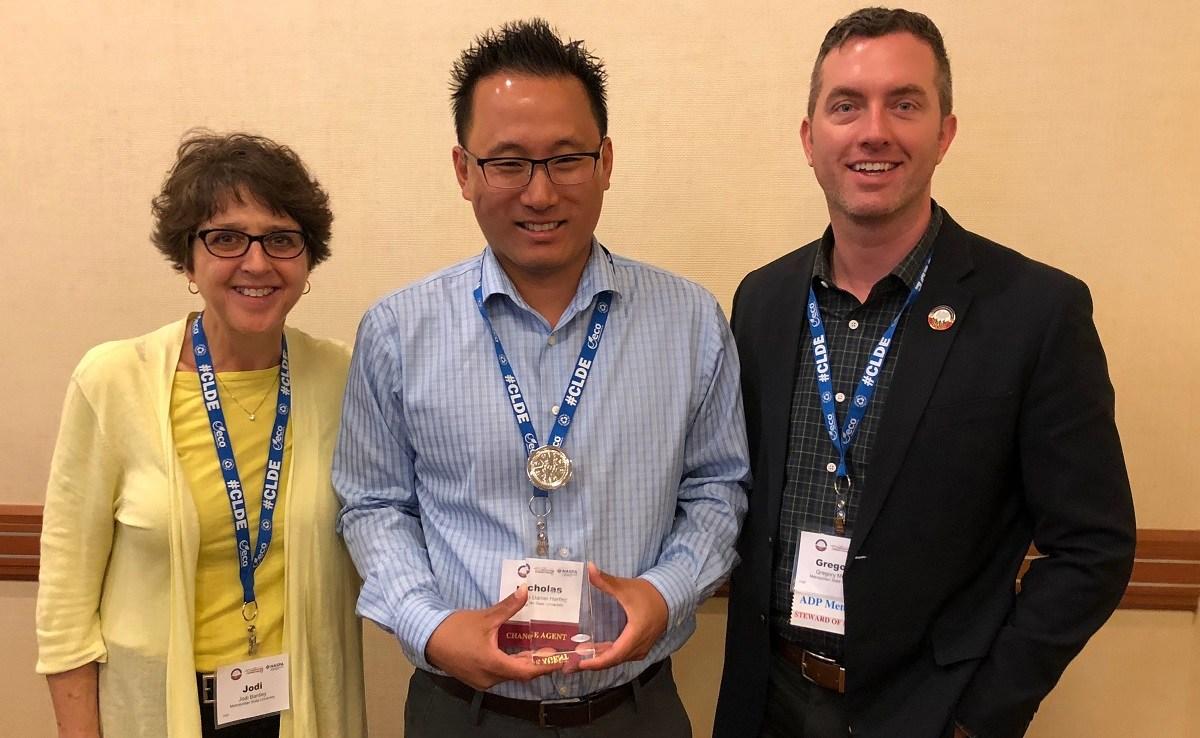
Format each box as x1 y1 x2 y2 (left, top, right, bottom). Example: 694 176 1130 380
927 305 956 331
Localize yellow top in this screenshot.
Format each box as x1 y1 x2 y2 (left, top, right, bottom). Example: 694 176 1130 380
172 368 290 672
36 319 366 738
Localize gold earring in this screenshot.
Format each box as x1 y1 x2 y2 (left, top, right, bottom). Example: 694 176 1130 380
303 280 311 295
187 280 200 294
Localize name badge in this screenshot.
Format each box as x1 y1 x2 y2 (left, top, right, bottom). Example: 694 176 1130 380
214 653 290 727
496 558 591 665
789 532 850 635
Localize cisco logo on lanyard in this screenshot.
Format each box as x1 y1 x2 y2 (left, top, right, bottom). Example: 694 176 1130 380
586 322 604 350
211 420 228 448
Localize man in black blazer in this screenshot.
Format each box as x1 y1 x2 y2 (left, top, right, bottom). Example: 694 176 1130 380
714 8 1135 738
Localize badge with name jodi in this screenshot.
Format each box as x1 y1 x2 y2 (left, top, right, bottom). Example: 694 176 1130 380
214 653 290 727
497 558 593 666
789 532 849 635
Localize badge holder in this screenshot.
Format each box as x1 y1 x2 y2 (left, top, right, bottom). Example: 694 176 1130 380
497 496 598 667
789 530 850 635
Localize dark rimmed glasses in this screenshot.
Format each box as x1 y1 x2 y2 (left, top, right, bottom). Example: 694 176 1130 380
194 229 308 259
464 141 605 189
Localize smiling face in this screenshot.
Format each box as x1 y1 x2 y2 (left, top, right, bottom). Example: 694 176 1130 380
186 189 310 350
452 73 612 288
802 32 956 228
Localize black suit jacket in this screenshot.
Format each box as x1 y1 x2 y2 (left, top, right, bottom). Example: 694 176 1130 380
714 211 1135 738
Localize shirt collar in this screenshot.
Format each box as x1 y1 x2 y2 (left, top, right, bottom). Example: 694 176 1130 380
479 239 621 318
814 201 944 292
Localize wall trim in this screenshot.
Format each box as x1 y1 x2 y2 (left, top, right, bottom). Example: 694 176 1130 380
5 504 1199 611
0 504 43 582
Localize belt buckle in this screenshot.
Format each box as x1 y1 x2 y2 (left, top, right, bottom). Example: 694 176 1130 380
801 650 846 693
201 674 216 705
538 697 585 728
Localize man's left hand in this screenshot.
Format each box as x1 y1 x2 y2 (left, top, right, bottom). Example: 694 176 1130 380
575 562 669 671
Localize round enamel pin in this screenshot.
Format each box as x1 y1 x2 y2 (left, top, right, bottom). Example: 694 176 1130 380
927 305 956 331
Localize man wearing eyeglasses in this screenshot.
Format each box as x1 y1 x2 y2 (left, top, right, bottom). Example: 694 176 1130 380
334 18 749 737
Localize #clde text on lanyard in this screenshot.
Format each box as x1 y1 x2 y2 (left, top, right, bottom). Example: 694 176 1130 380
191 313 291 656
473 280 612 557
806 250 932 534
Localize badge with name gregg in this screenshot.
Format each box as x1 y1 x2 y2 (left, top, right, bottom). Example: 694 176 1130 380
497 558 592 666
214 653 290 727
789 532 850 635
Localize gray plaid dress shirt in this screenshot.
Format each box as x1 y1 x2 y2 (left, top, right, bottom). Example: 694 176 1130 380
771 206 943 659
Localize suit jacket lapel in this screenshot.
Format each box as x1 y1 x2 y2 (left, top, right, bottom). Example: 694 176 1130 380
751 244 818 537
849 215 976 559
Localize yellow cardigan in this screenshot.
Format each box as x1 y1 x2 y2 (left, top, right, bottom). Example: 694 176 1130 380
36 318 366 738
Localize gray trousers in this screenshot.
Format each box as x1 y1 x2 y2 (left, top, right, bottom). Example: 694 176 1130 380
405 660 691 738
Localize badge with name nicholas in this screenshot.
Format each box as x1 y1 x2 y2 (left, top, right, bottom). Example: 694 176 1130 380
789 532 850 635
497 558 592 666
214 653 290 727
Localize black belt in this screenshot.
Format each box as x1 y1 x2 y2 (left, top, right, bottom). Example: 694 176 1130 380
425 659 664 728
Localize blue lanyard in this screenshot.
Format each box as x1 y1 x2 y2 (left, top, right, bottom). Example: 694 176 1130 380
190 313 290 607
472 283 612 498
806 251 933 481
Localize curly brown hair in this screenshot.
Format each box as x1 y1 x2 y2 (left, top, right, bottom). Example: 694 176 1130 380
151 130 333 272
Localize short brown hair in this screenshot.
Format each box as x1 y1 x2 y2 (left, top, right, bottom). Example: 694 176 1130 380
808 7 952 118
151 130 333 272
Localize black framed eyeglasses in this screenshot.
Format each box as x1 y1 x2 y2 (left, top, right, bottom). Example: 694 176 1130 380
465 141 605 189
194 229 308 259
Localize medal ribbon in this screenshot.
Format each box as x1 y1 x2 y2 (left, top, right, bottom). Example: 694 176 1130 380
191 313 291 607
806 250 933 483
473 283 612 498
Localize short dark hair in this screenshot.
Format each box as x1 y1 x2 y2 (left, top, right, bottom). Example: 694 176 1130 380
808 7 952 118
450 18 609 144
150 130 333 273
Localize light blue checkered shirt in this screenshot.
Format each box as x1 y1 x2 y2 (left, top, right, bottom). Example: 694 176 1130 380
334 243 749 700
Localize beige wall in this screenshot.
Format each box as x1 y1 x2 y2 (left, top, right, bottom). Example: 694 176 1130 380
2 0 1197 735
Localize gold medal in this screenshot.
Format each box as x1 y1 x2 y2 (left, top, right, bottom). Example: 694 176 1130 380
526 446 572 491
